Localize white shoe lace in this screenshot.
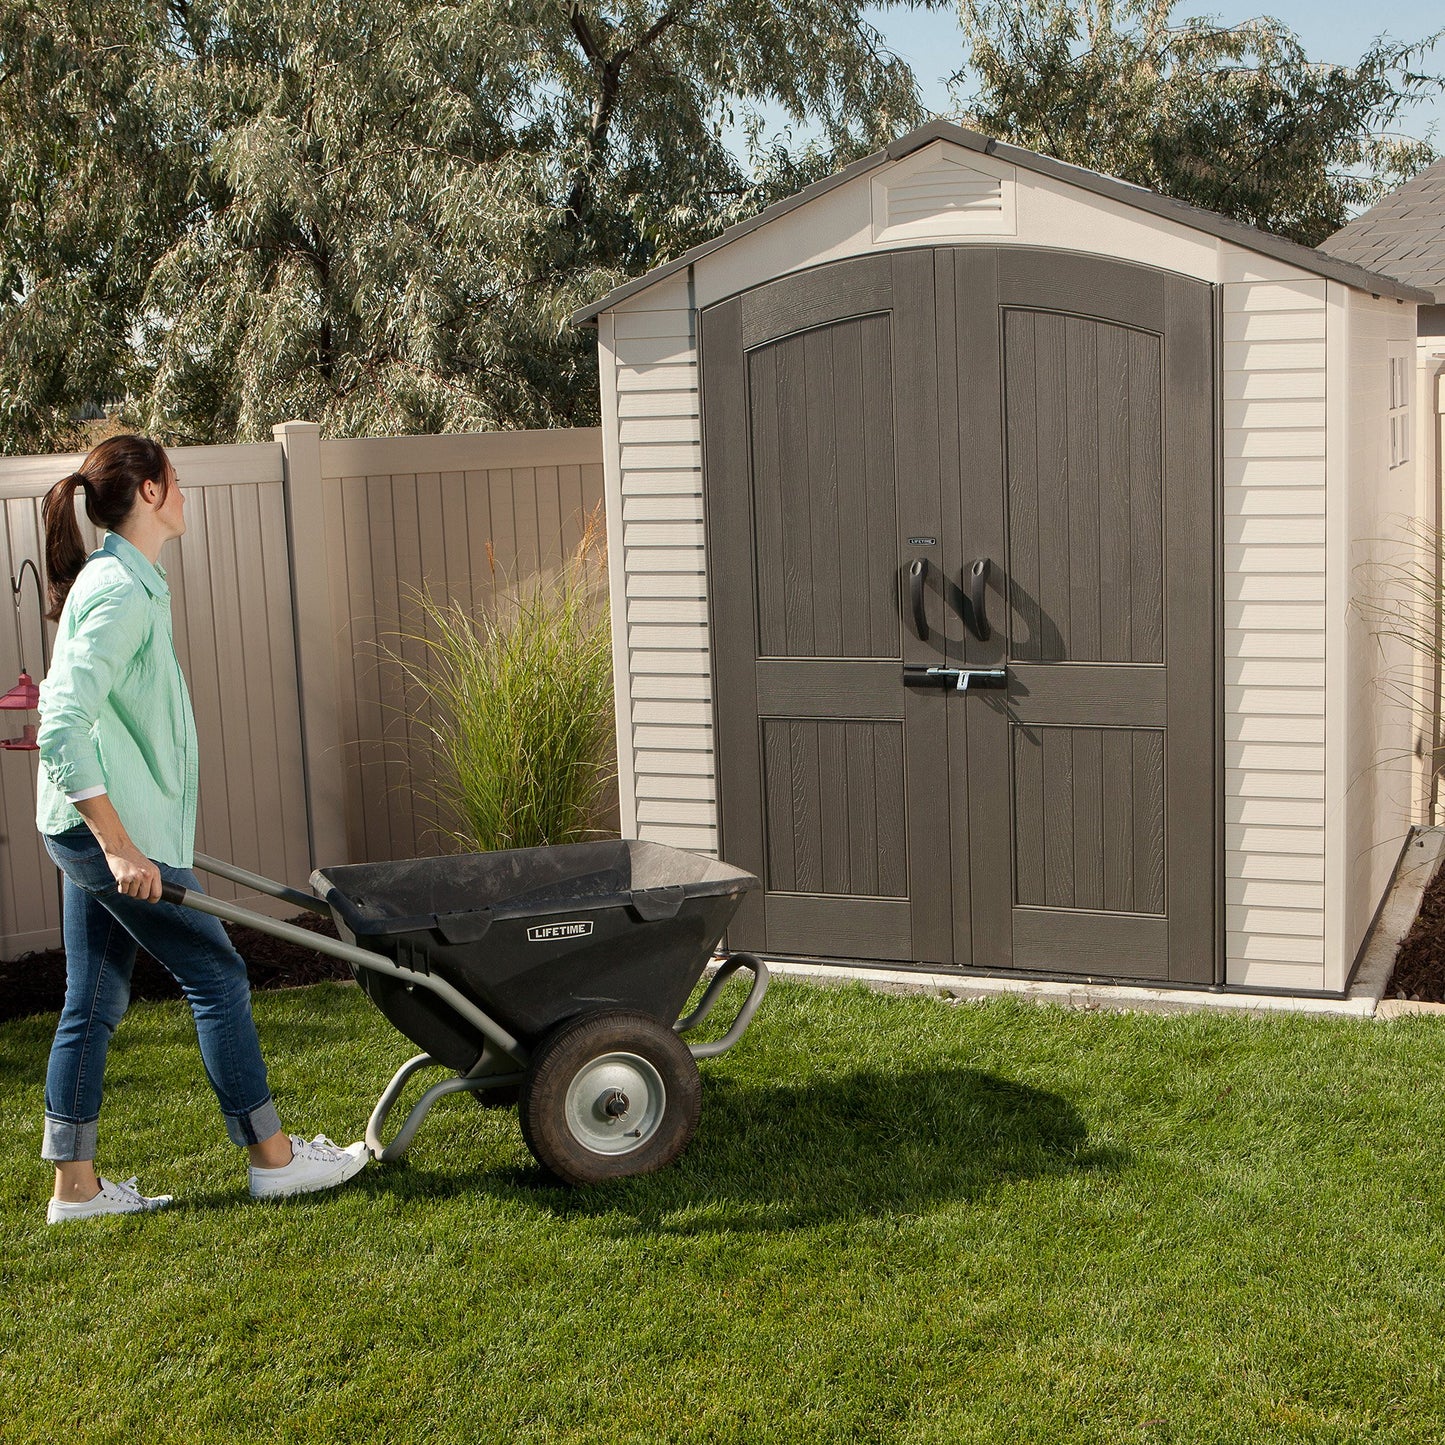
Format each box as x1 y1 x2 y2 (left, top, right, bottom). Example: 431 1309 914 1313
290 1133 348 1163
103 1176 146 1203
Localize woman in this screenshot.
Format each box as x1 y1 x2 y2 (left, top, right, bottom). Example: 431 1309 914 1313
36 435 368 1223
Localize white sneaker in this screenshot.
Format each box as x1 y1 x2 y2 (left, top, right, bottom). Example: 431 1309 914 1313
46 1176 174 1225
249 1133 369 1200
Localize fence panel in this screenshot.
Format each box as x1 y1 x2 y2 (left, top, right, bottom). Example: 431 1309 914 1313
0 426 608 959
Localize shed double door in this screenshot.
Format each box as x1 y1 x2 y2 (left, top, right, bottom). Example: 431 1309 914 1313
700 246 1217 983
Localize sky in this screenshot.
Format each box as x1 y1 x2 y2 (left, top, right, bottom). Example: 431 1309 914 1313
721 1 1445 192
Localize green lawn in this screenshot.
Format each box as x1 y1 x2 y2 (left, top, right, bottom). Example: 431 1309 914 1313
2 978 1444 1444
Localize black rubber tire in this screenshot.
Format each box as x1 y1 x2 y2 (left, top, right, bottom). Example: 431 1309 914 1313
518 1010 701 1186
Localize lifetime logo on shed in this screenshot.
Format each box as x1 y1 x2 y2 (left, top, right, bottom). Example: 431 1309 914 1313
527 920 595 943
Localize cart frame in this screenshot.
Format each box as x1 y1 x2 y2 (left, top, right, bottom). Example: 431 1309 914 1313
162 853 770 1163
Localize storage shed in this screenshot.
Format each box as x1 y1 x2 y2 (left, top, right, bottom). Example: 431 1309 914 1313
568 118 1435 997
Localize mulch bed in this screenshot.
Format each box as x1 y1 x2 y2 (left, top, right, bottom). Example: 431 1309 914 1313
0 909 351 1025
1385 858 1445 1004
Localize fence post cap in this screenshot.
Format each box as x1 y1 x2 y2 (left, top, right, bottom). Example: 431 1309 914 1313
272 420 321 441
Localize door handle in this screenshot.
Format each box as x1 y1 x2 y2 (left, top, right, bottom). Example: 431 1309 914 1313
908 558 930 642
902 665 1008 692
966 558 992 641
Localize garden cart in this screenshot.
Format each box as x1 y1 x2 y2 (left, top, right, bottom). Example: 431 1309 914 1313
160 840 768 1186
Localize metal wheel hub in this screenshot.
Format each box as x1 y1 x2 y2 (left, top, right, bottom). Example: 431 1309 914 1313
564 1052 666 1155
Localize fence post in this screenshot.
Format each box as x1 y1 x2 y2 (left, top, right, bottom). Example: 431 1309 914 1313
274 420 350 869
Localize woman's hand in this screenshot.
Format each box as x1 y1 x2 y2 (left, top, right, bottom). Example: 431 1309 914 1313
72 793 164 902
104 842 163 902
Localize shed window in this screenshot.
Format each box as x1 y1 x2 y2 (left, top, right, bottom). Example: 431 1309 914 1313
1388 346 1411 468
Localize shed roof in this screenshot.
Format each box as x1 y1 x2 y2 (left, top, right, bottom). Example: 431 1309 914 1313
1317 157 1445 304
567 118 1432 327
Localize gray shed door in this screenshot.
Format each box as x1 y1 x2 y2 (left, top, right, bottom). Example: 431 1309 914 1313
699 246 1217 983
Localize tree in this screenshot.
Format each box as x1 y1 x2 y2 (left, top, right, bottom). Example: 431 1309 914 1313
952 0 1443 246
0 0 949 450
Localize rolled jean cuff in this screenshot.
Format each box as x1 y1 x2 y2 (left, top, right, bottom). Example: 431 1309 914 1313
224 1096 282 1148
42 1113 99 1162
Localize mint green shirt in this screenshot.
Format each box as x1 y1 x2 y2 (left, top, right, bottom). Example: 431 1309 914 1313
36 531 200 867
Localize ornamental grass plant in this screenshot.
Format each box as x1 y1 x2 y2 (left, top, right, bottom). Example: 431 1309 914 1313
389 507 615 853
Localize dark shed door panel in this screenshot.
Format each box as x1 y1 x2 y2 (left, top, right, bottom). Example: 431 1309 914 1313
956 249 1217 983
702 251 952 962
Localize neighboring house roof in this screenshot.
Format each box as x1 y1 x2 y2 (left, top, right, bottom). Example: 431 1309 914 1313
568 118 1432 327
1317 157 1445 304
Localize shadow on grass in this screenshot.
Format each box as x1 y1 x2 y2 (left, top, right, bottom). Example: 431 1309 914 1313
384 1064 1128 1232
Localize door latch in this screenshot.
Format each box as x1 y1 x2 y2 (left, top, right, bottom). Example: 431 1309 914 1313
902 666 1007 692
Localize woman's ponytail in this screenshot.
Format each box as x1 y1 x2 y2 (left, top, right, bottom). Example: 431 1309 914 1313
41 474 89 622
38 435 171 622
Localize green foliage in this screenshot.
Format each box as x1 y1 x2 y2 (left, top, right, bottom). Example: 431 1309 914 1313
954 0 1443 245
390 509 616 852
0 0 946 451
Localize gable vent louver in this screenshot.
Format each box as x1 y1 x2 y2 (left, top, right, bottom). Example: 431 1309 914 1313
871 144 1017 242
886 167 1003 227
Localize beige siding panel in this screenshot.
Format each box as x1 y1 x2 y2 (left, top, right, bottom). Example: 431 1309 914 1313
1224 342 1327 374
1227 932 1324 965
1227 879 1325 908
1224 429 1326 458
636 750 715 776
637 799 716 826
637 774 715 800
618 391 699 418
627 598 710 624
619 417 702 443
1221 279 1328 987
638 823 719 851
1224 370 1327 400
1323 285 1421 992
1224 280 1329 312
627 573 709 599
1225 399 1327 430
1229 851 1325 882
1226 742 1326 771
1224 631 1324 659
621 472 705 496
1226 513 1326 543
1227 904 1325 936
623 496 705 523
1225 492 1324 518
616 365 697 392
1227 720 1325 748
612 281 719 861
1226 660 1324 688
615 336 696 367
1226 458 1330 487
632 700 713 727
631 650 713 675
1230 959 1326 989
1229 769 1325 799
1224 311 1327 342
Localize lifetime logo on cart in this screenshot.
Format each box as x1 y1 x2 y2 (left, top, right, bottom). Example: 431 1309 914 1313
527 920 595 943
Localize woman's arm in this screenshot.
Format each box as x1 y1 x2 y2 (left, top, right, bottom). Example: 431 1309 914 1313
38 576 160 898
72 792 163 902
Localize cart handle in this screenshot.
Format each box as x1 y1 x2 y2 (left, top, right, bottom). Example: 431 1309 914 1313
157 880 530 1066
675 952 770 1060
191 852 332 915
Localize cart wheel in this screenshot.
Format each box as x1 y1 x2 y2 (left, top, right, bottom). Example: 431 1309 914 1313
519 1010 701 1186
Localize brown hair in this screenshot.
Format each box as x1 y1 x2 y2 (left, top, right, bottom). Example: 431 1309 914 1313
41 435 172 621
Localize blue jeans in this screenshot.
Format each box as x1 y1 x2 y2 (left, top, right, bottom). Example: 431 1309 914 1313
40 825 281 1161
